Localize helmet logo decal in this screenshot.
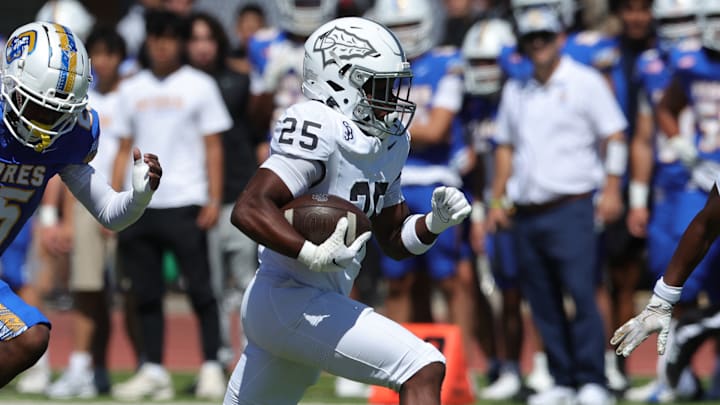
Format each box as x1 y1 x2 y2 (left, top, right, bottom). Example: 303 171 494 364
314 27 378 67
52 24 78 94
5 31 37 64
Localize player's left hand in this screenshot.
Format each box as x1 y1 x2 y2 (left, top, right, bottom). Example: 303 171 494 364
611 294 673 357
132 147 161 196
425 186 472 234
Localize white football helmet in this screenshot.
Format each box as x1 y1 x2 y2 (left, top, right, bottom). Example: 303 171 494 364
462 19 516 95
654 0 700 52
302 17 416 139
699 0 720 52
2 22 92 152
366 0 436 59
275 0 339 37
511 0 575 28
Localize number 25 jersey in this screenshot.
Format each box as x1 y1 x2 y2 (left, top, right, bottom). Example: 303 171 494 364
259 100 410 295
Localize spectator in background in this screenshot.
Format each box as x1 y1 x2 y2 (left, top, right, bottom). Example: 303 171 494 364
109 11 231 401
487 6 626 405
186 11 259 370
44 27 128 400
229 4 266 73
117 0 163 58
164 0 196 16
442 0 480 47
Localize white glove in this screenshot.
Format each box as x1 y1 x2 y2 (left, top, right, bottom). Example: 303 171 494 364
610 294 673 357
425 186 472 234
668 136 698 167
132 152 153 204
297 217 372 272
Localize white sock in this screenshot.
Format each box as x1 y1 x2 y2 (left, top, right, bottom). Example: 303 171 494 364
68 351 92 373
142 362 168 379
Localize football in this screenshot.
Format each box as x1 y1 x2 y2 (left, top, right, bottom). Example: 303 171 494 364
282 193 372 245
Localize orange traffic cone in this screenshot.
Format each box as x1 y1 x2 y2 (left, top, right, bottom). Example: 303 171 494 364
368 323 475 405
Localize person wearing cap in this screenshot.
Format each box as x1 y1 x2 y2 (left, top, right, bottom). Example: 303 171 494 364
486 6 627 405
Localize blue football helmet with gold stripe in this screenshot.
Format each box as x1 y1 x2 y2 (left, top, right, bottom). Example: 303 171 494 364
1 21 92 152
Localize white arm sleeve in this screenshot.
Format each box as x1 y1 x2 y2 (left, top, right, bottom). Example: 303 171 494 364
60 164 152 231
260 154 325 197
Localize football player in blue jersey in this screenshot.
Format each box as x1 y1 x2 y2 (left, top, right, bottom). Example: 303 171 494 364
460 18 528 400
0 22 161 388
368 0 485 371
625 0 704 401
247 0 338 161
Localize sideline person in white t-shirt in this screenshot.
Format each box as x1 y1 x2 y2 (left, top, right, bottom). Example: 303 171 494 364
110 11 231 401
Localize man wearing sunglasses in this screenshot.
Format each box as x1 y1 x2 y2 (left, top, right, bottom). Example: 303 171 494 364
487 6 627 405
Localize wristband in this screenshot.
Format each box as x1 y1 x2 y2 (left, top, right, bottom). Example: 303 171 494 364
401 214 435 255
470 201 485 223
653 277 682 304
297 241 318 269
629 181 649 209
38 205 59 227
605 139 628 176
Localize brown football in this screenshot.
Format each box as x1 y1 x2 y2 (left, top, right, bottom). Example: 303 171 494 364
282 193 372 245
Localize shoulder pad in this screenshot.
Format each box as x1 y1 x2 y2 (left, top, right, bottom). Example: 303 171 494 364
432 46 460 56
269 101 336 161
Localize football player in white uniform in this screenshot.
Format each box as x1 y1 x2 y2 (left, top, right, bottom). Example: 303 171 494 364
224 17 471 405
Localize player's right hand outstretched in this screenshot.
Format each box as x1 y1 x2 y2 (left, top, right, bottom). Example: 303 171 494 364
297 217 371 273
611 294 673 357
132 147 162 196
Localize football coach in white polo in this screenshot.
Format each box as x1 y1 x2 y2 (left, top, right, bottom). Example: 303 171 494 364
486 5 627 405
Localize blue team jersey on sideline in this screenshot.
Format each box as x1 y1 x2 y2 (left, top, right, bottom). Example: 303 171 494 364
636 48 689 190
248 28 288 76
406 47 464 168
669 41 720 163
0 106 100 254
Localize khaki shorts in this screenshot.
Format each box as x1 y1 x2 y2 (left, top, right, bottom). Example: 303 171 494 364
70 202 116 292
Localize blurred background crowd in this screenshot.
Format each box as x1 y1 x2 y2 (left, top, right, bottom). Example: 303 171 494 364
1 0 719 403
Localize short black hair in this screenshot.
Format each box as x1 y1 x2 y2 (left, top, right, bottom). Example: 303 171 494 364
145 10 189 39
85 25 127 61
237 3 265 20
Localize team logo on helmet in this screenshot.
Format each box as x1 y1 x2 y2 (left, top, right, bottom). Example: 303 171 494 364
313 26 378 67
5 31 37 64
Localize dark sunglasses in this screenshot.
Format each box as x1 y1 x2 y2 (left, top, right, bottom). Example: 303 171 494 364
520 31 558 44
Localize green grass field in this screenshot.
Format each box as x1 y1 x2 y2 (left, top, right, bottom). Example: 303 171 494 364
0 372 717 404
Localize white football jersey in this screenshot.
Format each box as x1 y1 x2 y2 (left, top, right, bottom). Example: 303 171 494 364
259 100 410 295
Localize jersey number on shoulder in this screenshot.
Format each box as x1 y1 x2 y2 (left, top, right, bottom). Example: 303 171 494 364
350 181 388 217
0 187 35 245
279 117 320 150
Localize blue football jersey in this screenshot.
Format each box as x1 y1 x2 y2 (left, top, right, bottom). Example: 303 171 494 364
636 48 689 190
406 47 464 168
669 40 720 163
0 106 99 254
